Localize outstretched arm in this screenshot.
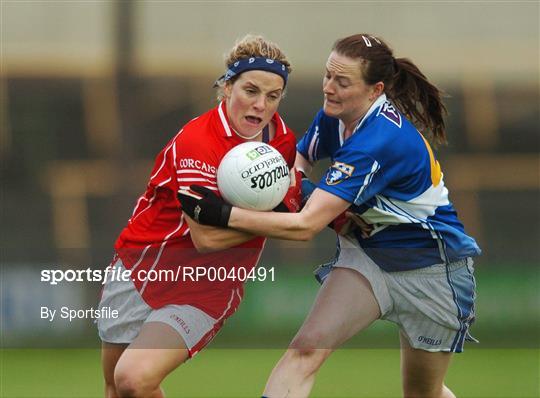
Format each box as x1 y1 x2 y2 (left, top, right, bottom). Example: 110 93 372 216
228 188 350 241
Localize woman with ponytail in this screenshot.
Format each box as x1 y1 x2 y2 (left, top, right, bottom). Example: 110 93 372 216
179 33 481 397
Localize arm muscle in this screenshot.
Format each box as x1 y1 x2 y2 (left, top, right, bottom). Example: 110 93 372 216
228 189 350 241
185 215 256 253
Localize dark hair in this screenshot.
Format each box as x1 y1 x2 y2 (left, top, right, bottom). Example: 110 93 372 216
333 34 447 146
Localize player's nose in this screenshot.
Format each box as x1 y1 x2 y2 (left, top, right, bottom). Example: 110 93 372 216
323 76 338 95
323 80 334 95
252 94 266 111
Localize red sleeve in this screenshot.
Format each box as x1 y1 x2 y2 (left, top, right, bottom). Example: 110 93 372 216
173 130 220 197
146 137 180 195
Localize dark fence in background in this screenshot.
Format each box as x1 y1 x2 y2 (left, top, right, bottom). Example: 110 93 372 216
1 73 538 349
2 75 539 266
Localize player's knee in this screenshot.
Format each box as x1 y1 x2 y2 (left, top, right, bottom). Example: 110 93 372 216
114 364 159 398
114 371 141 398
284 338 331 377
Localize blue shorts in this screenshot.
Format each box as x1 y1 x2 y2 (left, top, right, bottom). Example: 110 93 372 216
315 235 477 353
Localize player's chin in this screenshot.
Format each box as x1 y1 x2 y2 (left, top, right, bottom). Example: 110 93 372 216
323 103 340 117
243 118 267 134
240 124 261 137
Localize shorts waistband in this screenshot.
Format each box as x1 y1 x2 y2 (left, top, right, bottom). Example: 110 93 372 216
391 258 471 276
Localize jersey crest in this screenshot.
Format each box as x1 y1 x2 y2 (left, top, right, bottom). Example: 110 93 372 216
325 161 355 185
379 102 402 128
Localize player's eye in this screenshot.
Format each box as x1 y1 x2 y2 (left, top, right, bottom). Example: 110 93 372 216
337 79 349 88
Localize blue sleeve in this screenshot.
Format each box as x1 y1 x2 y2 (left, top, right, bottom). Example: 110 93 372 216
296 109 331 162
300 176 317 207
317 149 388 205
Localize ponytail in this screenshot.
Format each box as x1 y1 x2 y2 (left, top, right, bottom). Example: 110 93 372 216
389 58 448 146
333 34 448 147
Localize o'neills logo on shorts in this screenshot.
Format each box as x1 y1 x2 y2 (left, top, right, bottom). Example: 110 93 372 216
170 314 190 335
417 336 442 346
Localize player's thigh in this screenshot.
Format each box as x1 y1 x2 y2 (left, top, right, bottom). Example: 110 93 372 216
102 342 128 385
399 332 453 391
292 267 381 349
115 321 190 386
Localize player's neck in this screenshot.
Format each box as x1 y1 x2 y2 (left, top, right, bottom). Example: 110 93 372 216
232 127 262 140
234 120 276 142
343 115 363 139
343 104 372 139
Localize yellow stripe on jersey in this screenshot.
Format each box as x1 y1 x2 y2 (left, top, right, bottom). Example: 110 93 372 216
418 132 442 186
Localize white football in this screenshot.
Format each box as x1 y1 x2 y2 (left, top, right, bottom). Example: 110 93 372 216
217 142 290 211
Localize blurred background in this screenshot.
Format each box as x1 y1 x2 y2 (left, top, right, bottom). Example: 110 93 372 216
1 1 539 397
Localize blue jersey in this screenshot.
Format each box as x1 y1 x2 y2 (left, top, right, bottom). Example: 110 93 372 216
297 95 481 271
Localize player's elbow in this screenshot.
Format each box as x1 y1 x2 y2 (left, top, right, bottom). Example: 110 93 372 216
192 239 209 253
193 242 215 254
299 227 318 241
191 234 221 253
296 231 315 241
291 216 320 241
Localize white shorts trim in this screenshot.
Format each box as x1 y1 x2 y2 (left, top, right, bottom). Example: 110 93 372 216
97 259 218 353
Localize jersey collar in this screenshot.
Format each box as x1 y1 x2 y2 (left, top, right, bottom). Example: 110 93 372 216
216 101 287 139
351 93 387 135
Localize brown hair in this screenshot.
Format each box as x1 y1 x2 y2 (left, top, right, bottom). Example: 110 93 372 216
216 34 292 101
333 34 447 146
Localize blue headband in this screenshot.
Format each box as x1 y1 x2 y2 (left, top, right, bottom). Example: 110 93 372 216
215 57 289 87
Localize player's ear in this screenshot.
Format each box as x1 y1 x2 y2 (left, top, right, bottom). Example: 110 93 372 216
223 82 233 99
370 81 384 101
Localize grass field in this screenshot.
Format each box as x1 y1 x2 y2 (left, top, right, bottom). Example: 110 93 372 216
1 348 538 397
2 264 538 397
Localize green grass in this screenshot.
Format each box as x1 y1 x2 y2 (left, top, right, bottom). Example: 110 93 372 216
1 348 538 397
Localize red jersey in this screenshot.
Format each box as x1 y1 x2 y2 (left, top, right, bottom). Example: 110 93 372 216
114 102 296 318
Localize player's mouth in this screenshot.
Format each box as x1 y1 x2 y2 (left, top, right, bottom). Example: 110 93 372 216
245 115 263 126
325 98 340 106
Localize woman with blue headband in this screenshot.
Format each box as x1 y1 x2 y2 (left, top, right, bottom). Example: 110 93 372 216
179 33 481 398
98 34 298 398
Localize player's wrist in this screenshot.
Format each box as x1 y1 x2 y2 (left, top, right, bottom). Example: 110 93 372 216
219 203 233 228
178 185 232 228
